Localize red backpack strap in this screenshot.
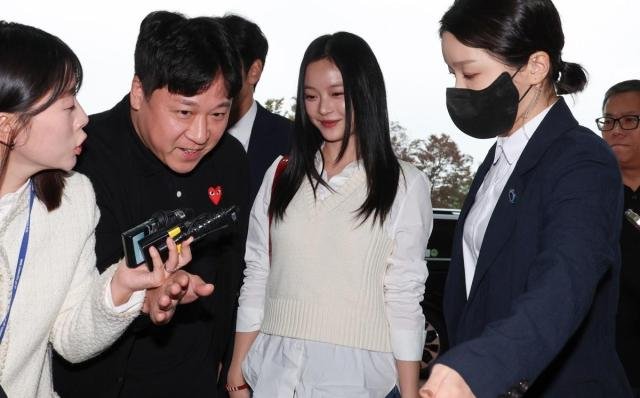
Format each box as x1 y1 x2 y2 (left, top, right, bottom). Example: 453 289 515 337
268 155 289 261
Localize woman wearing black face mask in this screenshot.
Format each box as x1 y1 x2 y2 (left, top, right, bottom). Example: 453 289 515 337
420 1 634 397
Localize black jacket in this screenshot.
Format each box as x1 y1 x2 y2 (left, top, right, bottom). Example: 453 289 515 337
52 96 249 398
618 185 640 392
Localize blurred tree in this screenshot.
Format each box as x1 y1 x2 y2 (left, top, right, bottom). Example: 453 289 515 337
264 97 296 120
391 122 473 209
390 121 413 163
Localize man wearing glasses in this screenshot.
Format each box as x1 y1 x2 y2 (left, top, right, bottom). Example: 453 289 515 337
596 79 640 397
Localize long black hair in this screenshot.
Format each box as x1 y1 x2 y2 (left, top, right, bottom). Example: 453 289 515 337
440 0 587 95
269 32 400 225
0 21 83 210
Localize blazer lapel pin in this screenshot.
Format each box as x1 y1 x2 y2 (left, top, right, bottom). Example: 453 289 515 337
508 188 517 204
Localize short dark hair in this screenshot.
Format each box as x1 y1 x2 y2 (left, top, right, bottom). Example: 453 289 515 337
602 79 640 110
220 14 268 73
0 21 83 211
270 32 400 225
440 0 587 95
134 11 242 99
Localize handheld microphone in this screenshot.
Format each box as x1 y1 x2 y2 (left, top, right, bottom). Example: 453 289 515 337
139 205 239 266
121 208 194 269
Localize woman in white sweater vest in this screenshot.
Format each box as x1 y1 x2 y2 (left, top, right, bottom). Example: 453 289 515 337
0 22 206 397
228 32 433 398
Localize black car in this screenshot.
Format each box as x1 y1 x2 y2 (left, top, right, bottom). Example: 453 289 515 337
420 208 460 378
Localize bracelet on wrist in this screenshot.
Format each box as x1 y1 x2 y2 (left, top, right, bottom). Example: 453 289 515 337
225 382 250 392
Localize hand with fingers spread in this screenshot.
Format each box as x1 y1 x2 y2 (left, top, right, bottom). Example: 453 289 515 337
420 364 475 398
110 236 194 307
144 269 215 325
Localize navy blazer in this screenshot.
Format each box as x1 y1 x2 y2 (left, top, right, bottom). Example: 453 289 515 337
437 99 633 397
246 102 292 204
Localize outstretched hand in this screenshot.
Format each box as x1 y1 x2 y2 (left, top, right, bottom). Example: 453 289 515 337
110 236 215 324
143 269 214 324
110 236 193 307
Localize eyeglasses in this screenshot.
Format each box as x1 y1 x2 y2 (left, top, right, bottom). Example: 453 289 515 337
595 115 640 132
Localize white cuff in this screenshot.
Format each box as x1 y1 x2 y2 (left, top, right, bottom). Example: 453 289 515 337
236 306 263 332
390 327 426 361
104 279 145 314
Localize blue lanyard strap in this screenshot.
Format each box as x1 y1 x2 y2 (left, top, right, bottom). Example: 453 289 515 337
0 182 35 343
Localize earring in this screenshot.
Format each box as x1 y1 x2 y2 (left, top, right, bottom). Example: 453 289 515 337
522 84 542 129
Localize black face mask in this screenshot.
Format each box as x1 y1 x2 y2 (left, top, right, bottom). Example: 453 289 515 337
446 71 531 139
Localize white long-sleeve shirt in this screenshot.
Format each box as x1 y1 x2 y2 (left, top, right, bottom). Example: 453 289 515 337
462 105 553 296
236 154 432 396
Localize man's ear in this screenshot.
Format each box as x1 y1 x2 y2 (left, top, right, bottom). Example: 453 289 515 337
130 75 145 111
524 51 551 86
246 59 264 87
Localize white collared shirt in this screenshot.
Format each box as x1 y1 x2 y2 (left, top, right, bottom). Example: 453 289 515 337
237 152 432 396
462 105 553 297
227 100 258 152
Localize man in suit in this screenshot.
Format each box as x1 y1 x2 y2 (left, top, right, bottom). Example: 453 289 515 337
597 79 640 397
221 14 292 205
52 11 249 397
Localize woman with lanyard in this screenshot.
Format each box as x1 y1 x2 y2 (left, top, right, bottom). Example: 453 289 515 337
421 0 633 397
0 22 203 397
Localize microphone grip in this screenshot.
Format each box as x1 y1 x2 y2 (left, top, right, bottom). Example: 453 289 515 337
147 205 239 265
150 227 187 264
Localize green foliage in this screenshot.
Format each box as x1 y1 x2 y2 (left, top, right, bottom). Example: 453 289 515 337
391 122 473 209
264 97 296 121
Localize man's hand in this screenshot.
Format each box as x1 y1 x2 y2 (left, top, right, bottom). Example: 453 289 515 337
420 364 475 398
143 270 214 324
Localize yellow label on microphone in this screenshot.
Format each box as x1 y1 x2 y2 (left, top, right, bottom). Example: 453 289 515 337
168 227 181 238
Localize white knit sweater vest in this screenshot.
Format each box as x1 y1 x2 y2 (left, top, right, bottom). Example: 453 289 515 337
262 167 394 352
